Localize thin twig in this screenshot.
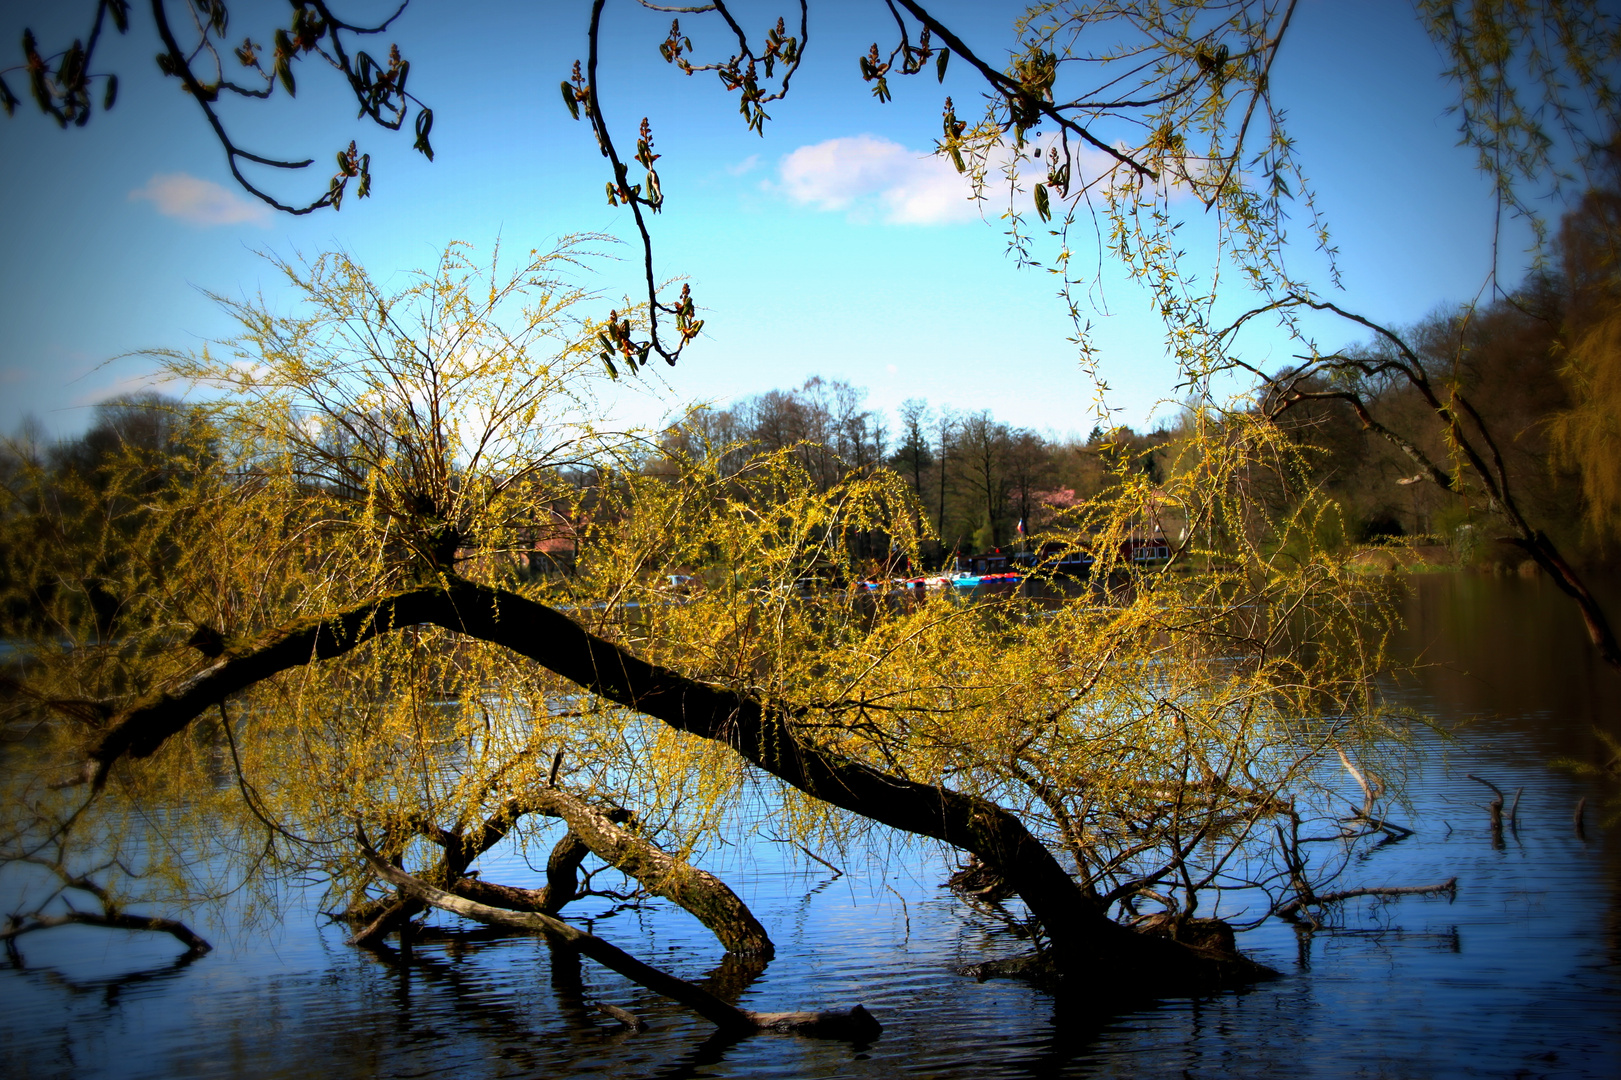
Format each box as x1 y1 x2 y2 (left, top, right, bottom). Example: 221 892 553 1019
1276 877 1458 922
795 843 844 879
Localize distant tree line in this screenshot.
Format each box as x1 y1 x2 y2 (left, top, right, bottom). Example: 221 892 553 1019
15 165 1621 588
1266 165 1621 570
659 159 1621 575
659 377 1187 570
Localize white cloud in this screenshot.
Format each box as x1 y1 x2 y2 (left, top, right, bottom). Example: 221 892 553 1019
129 172 271 227
726 154 761 177
773 133 1207 227
774 135 981 225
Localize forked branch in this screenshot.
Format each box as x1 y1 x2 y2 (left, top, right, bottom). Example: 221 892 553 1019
359 841 878 1038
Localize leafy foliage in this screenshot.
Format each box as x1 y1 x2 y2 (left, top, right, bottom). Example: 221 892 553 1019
0 240 1413 955
18 0 1609 973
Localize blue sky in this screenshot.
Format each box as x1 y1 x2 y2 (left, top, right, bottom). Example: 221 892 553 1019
0 0 1543 442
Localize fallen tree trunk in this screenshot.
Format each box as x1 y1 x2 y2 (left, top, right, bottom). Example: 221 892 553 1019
451 876 555 912
347 896 421 946
84 576 1269 991
360 845 879 1039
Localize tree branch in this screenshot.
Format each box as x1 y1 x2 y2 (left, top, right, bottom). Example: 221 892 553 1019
1 908 212 954
359 840 878 1038
81 576 1260 985
1276 877 1457 922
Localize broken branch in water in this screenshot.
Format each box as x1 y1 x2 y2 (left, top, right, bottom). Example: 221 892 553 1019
596 1001 648 1031
0 857 214 959
1466 774 1506 843
764 832 846 879
1465 773 1504 801
356 837 880 1039
1341 809 1414 841
795 844 846 879
1276 877 1458 925
1337 749 1411 839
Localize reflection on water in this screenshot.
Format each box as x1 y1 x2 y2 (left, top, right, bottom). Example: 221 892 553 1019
3 574 1620 1079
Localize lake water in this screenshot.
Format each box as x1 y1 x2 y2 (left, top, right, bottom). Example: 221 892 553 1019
3 573 1619 1078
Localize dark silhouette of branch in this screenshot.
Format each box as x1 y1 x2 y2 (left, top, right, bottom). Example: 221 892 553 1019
1276 877 1456 923
1223 293 1621 670
1 909 213 955
3 1 431 214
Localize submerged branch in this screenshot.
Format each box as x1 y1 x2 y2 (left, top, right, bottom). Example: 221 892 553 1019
1276 877 1458 923
359 843 879 1039
399 785 773 956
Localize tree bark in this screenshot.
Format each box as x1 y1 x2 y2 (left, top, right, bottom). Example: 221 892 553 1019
86 576 1269 990
521 786 774 958
434 787 772 956
440 824 583 915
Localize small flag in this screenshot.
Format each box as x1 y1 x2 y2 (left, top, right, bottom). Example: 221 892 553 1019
1016 518 1025 536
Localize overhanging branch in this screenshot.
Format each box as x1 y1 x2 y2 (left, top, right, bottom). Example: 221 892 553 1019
82 575 1267 983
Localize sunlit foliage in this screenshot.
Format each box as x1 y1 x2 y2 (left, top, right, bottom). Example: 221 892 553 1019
1 237 1411 961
